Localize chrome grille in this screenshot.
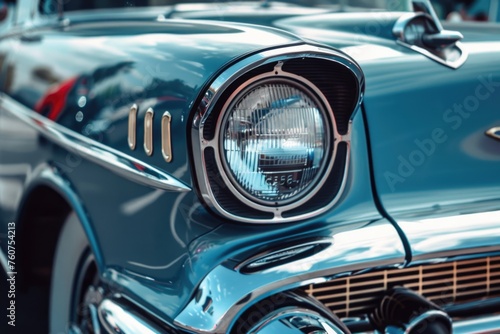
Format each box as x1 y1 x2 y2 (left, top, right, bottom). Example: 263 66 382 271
303 256 500 318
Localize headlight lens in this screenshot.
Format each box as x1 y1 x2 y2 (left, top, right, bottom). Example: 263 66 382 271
221 79 330 205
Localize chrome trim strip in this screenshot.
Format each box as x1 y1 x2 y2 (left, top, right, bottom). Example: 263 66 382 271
397 210 500 262
453 314 500 334
128 104 138 150
0 248 9 273
174 219 405 333
486 126 500 141
144 107 154 156
192 44 363 223
161 111 173 163
98 298 161 334
235 240 331 272
0 94 190 192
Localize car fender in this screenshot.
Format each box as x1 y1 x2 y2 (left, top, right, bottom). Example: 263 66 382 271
16 162 104 271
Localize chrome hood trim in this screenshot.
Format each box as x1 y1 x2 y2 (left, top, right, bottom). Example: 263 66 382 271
0 94 190 192
174 219 405 333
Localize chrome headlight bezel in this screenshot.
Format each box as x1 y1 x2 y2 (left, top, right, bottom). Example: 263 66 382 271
192 45 364 224
215 63 337 211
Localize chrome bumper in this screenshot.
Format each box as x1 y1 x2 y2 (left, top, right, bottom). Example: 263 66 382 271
98 298 165 334
97 297 500 334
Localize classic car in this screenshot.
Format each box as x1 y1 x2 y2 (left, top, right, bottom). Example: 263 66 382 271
0 0 499 333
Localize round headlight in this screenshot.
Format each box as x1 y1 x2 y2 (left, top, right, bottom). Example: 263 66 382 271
220 78 331 206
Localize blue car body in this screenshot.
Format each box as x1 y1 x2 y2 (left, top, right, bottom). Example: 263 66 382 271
0 0 499 333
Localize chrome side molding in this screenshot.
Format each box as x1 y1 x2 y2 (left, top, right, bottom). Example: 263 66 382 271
0 94 190 192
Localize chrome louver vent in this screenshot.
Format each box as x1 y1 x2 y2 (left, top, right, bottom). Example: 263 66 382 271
303 256 500 318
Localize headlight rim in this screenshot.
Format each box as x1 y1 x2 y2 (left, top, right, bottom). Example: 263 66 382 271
211 63 340 214
191 46 364 224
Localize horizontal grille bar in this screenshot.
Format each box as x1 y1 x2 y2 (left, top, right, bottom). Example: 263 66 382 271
303 256 500 318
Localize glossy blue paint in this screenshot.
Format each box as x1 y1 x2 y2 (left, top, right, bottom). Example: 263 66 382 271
1 2 499 333
0 8 384 328
276 10 500 249
397 210 500 261
275 12 405 49
165 1 330 26
0 16 312 327
0 17 302 271
358 37 500 221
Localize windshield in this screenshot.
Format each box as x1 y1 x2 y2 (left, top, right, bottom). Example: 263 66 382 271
40 0 412 14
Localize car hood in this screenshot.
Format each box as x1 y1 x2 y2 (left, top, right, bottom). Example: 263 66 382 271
7 17 306 191
275 12 405 49
166 1 329 22
275 12 500 51
64 2 329 27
